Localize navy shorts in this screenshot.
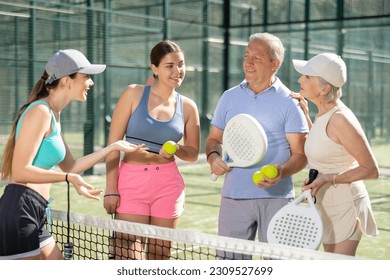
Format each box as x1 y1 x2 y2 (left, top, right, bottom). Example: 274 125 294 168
0 184 52 259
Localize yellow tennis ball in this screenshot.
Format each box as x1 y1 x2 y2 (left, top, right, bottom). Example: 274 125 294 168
252 170 265 185
261 165 278 179
163 141 177 155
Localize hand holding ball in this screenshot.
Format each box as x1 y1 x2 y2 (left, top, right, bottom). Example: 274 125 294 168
252 164 278 185
163 141 177 155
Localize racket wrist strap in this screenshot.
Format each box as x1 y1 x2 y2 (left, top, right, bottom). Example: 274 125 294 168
206 151 220 161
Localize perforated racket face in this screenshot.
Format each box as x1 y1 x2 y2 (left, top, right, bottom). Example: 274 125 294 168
267 202 323 250
223 114 267 167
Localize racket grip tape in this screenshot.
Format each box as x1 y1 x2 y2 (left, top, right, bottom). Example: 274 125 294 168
210 172 218 181
306 169 319 204
306 169 319 185
64 243 73 260
108 230 116 260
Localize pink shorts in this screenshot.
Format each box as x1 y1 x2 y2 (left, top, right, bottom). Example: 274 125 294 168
116 161 185 219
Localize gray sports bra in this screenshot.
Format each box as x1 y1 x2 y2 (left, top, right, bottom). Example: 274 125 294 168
125 86 184 153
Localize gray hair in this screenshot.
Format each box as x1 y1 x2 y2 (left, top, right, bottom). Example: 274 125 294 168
318 77 343 103
249 33 285 68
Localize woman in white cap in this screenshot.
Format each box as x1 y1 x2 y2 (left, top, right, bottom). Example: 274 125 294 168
292 53 379 256
0 49 144 260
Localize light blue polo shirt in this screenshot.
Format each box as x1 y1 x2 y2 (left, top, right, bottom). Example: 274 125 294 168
211 78 309 199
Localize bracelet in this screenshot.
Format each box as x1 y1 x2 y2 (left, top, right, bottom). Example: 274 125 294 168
104 194 120 198
333 174 337 186
207 151 220 160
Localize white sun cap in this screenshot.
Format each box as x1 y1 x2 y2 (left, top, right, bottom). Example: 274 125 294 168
293 53 347 87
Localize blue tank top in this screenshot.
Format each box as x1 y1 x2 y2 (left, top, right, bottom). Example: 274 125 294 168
15 100 66 169
126 86 184 153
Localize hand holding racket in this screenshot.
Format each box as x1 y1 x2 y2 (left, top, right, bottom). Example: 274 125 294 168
210 114 268 181
266 169 323 250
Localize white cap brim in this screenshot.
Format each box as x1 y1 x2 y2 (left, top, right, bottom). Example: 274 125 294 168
292 59 319 77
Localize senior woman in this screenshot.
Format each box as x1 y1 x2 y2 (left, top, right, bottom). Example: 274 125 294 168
291 53 379 256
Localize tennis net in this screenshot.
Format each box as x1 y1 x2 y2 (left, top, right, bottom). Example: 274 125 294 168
49 209 357 260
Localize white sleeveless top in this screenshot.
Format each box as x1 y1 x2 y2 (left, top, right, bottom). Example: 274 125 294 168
305 106 367 199
304 106 377 243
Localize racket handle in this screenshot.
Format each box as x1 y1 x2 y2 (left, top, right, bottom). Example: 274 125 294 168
210 173 219 181
108 233 116 260
307 169 319 185
64 242 73 260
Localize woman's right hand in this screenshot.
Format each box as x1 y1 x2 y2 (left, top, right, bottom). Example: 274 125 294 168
103 194 120 215
290 92 312 129
290 92 309 115
67 173 103 200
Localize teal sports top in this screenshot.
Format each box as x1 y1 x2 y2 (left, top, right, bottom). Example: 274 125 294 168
15 100 66 169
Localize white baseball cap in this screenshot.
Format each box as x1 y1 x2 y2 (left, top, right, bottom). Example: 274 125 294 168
292 53 347 87
45 49 106 85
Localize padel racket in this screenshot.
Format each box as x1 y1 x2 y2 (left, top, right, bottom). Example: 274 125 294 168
64 176 73 260
210 113 268 181
108 214 116 260
266 169 323 250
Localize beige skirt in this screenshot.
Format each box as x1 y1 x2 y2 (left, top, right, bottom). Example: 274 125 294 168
316 182 378 244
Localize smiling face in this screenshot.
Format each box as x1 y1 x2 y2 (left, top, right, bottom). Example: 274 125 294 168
243 40 279 92
69 73 94 102
151 52 185 89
